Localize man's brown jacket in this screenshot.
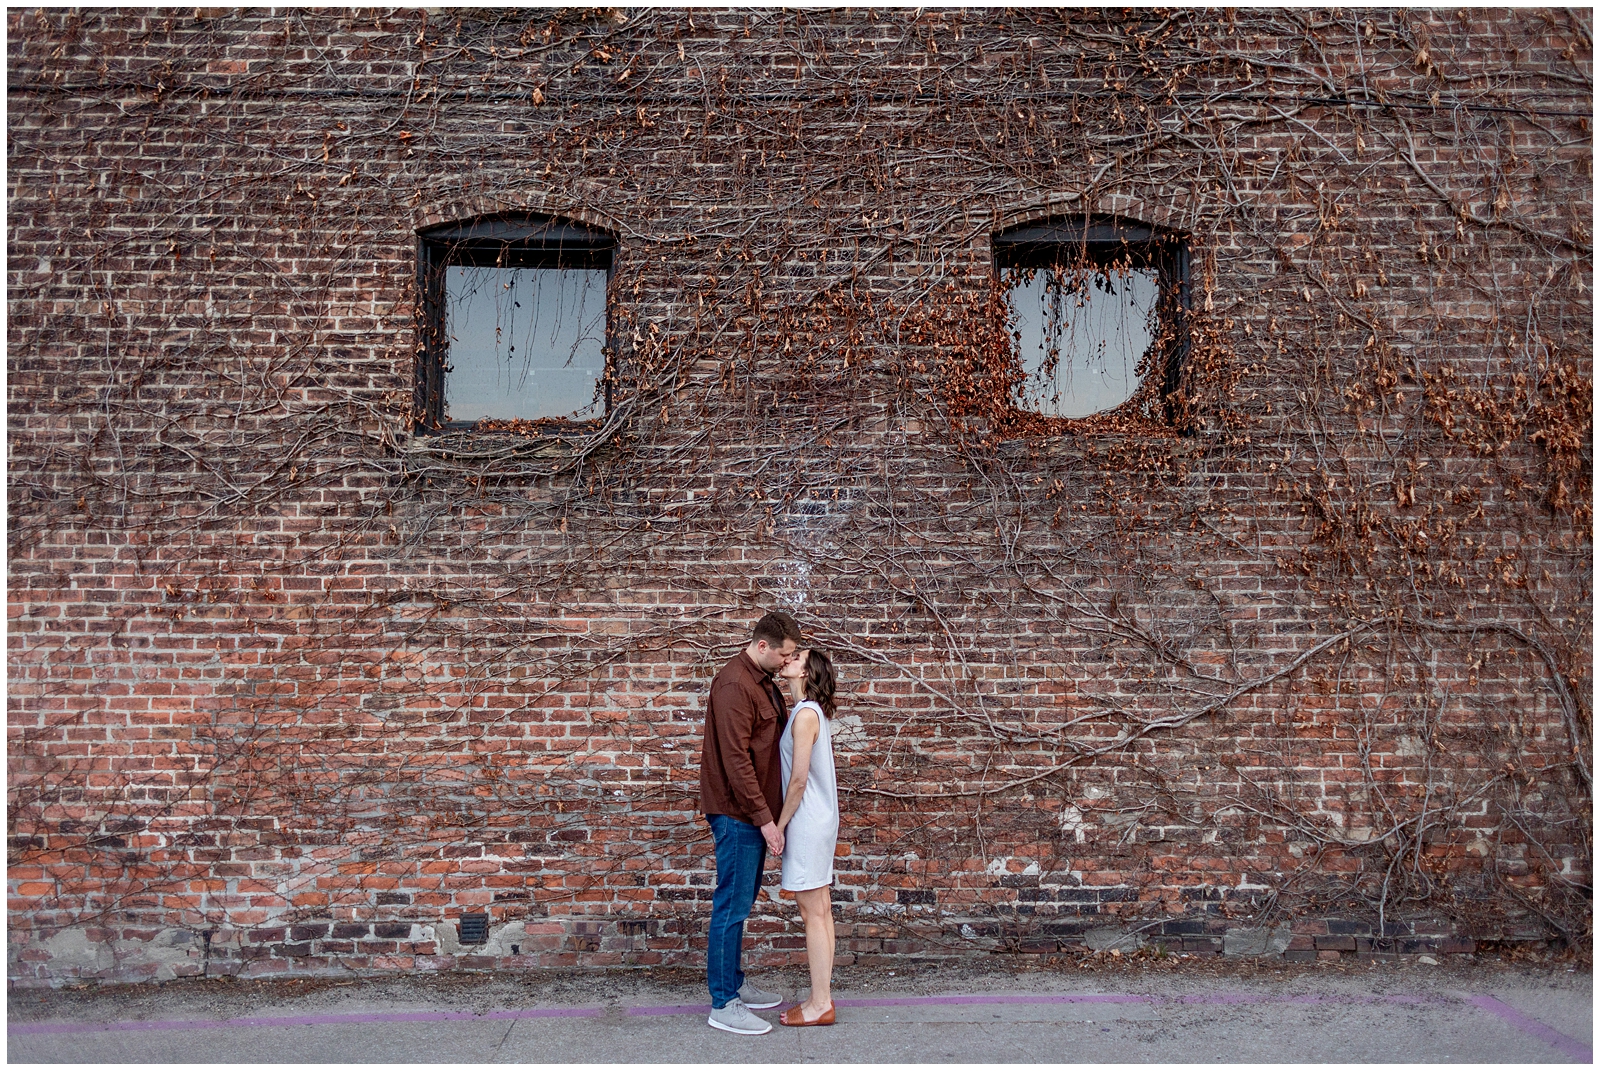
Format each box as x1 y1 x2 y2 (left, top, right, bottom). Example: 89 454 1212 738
698 651 789 827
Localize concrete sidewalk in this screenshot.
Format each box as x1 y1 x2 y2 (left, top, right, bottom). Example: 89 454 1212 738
8 957 1591 1064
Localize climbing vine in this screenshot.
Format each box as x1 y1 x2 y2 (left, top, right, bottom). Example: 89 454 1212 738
7 8 1591 972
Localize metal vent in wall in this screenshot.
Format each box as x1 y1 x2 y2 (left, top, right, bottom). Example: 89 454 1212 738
458 912 489 944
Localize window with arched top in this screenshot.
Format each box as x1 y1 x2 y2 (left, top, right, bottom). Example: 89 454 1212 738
994 216 1188 421
417 215 615 429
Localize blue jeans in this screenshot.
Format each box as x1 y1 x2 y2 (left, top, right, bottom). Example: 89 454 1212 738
706 813 767 1009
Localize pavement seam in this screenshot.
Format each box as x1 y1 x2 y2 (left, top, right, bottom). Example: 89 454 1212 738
1465 993 1593 1063
488 1013 519 1062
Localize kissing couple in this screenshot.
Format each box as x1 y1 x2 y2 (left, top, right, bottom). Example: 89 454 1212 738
697 611 840 1035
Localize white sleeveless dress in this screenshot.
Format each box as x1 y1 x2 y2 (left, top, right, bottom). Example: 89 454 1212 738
779 700 840 892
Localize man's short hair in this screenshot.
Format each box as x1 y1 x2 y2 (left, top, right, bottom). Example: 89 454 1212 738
752 610 802 647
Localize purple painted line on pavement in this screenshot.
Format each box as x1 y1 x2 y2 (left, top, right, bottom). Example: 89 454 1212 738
837 993 1151 1009
1469 994 1592 1063
624 992 1448 1016
9 1006 602 1036
1173 992 1440 1007
626 993 1152 1016
626 1003 713 1017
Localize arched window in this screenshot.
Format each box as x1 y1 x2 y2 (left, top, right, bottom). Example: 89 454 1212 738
993 216 1188 421
417 215 615 429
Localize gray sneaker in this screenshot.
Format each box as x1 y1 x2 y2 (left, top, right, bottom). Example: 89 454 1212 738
707 998 772 1035
738 982 783 1010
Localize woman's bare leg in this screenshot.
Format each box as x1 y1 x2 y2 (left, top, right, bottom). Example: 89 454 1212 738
794 886 834 1017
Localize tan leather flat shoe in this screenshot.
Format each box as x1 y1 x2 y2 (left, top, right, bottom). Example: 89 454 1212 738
779 1002 836 1027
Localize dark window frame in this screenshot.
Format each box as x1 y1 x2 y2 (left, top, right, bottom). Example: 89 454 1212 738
416 215 616 432
992 215 1190 423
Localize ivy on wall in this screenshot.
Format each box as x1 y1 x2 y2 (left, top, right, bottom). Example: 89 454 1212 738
7 8 1591 971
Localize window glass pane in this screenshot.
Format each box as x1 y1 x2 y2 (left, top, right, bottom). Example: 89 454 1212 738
443 265 607 422
1005 264 1159 419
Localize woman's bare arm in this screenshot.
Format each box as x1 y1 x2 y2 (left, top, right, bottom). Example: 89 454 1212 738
776 706 820 834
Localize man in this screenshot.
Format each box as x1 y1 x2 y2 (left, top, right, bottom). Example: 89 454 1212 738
698 610 802 1035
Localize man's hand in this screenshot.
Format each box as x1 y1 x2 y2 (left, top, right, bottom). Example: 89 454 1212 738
761 821 784 856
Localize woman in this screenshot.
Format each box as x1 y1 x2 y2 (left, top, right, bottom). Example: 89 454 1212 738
774 648 840 1028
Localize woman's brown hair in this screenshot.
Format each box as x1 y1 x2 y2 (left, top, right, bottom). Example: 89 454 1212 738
803 649 836 719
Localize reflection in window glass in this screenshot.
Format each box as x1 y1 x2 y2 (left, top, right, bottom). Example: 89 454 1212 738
1005 264 1159 419
443 265 607 422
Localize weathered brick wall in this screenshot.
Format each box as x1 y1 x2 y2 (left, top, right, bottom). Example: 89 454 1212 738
8 8 1591 984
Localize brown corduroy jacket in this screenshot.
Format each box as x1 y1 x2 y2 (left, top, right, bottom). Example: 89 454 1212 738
698 651 789 827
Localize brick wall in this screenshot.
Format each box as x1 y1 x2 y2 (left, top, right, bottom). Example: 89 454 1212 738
8 8 1591 983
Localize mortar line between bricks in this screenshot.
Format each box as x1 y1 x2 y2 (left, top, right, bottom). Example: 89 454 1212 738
1466 994 1593 1063
7 1006 604 1036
